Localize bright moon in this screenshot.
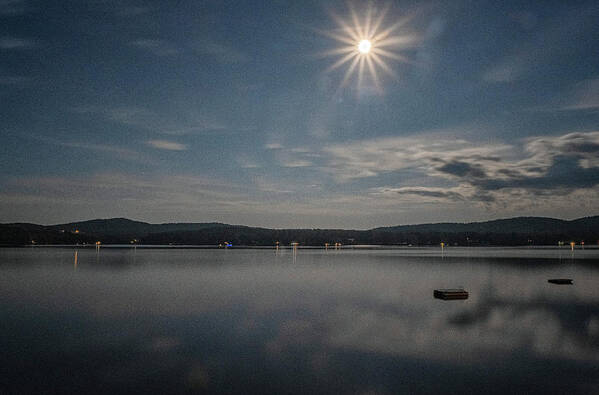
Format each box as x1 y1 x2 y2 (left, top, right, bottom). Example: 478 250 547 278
321 3 416 92
358 39 371 54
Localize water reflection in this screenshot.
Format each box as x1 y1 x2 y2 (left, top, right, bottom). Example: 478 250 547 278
0 248 598 394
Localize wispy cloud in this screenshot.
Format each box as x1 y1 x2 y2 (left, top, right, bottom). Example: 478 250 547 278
24 134 153 165
72 105 227 135
265 143 283 150
281 160 313 168
560 78 599 111
0 172 335 225
147 139 187 151
0 37 34 49
130 39 178 56
482 64 520 83
132 36 248 62
61 141 152 164
237 156 260 169
0 75 29 85
267 143 316 168
0 173 249 223
375 185 471 202
193 39 249 63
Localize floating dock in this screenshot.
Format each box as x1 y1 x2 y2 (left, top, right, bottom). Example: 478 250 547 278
548 279 573 285
434 289 468 300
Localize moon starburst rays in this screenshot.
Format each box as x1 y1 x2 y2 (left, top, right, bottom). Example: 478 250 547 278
326 51 358 73
321 3 415 93
340 56 361 88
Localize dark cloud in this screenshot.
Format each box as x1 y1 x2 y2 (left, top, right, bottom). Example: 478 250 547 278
438 157 598 193
428 132 599 198
391 187 466 201
434 160 488 179
383 186 497 204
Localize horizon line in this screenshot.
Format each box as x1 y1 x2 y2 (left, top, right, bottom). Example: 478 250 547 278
3 213 598 231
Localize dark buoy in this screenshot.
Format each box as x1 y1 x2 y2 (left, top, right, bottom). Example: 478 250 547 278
434 289 468 300
548 279 573 285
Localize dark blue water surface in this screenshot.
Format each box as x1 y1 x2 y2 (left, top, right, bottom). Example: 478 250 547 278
1 247 598 394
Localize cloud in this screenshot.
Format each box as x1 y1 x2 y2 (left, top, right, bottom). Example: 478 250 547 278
0 37 34 49
267 144 316 168
322 134 513 181
281 160 312 168
290 147 311 153
0 75 29 85
1 169 421 227
0 172 354 225
7 129 599 226
435 160 488 178
375 184 497 204
72 105 226 135
265 143 283 150
560 78 599 111
193 39 249 63
147 139 187 151
23 134 153 165
61 141 153 164
323 130 599 205
1 173 257 216
72 105 155 127
103 106 155 125
377 186 468 202
237 156 260 169
130 39 178 56
240 162 260 169
483 64 520 83
132 37 248 62
525 131 599 169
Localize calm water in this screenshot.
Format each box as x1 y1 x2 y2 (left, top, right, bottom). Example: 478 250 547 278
1 247 598 394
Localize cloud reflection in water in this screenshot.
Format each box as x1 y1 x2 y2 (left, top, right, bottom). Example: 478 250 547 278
1 248 598 394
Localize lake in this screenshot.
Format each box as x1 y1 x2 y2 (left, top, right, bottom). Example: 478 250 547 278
1 246 598 394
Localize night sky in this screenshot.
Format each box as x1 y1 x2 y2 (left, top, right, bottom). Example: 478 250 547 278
1 0 598 228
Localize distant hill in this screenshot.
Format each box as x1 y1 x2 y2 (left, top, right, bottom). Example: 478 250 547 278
1 216 598 246
47 218 228 236
374 216 577 234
